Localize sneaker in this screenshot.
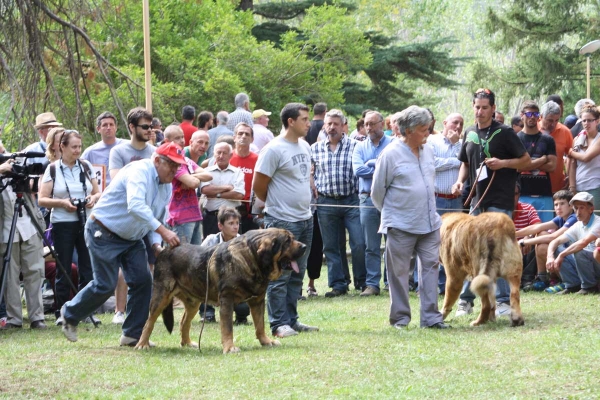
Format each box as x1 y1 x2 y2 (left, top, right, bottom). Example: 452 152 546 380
556 286 580 295
307 287 318 297
0 317 6 328
495 302 511 318
112 311 125 324
82 315 102 325
545 283 566 294
55 316 64 326
274 324 298 338
455 301 473 317
360 286 380 296
60 306 78 342
200 315 216 323
120 335 155 347
324 289 347 298
576 287 599 295
292 321 319 332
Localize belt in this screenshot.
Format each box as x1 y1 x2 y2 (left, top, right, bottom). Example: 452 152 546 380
319 193 352 200
360 192 370 197
435 193 460 199
90 215 118 236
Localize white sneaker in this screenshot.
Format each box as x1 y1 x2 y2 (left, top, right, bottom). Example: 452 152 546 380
455 301 473 317
120 335 155 347
60 306 78 342
112 311 125 324
274 325 298 338
495 302 511 317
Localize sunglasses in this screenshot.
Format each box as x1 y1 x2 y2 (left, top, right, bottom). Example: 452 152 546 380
475 88 491 95
136 124 152 130
523 111 540 118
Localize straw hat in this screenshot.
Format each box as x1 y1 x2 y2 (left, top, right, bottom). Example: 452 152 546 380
34 112 63 129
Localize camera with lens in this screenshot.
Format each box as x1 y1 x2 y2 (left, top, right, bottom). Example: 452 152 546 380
0 151 48 193
71 198 89 229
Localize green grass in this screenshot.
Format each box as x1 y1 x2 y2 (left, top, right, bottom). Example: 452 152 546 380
1 282 600 399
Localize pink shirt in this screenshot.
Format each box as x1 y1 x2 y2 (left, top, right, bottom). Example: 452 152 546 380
167 158 202 226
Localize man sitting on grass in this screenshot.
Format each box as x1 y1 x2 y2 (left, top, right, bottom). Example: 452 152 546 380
516 190 577 292
546 192 600 295
199 206 250 325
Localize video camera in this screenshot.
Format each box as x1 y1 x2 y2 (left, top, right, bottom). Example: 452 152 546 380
0 151 48 193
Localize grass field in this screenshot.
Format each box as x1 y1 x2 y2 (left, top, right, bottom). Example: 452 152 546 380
1 281 599 399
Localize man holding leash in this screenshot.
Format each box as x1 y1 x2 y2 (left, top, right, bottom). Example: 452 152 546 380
59 142 184 346
451 88 530 318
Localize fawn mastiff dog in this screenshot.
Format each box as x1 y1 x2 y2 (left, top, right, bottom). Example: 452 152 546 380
135 228 307 353
439 212 525 327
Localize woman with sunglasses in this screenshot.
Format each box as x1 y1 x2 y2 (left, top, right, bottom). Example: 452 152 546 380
38 130 101 324
568 106 600 203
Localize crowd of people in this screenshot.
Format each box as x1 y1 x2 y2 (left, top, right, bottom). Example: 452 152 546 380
1 88 599 343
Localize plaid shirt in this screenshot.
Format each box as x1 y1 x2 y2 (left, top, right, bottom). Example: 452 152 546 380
311 134 358 196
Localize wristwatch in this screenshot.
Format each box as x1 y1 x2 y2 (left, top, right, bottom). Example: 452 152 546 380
216 193 221 198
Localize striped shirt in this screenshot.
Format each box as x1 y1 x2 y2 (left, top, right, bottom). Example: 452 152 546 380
513 201 541 230
427 134 462 195
91 159 172 245
311 134 358 197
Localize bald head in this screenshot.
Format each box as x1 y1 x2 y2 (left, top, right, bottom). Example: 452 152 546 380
191 129 209 142
164 125 185 148
442 113 464 136
189 129 209 157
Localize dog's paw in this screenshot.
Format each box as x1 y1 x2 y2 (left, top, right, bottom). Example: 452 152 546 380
181 341 199 348
470 319 485 327
510 317 525 327
262 339 281 347
134 342 152 350
223 346 240 354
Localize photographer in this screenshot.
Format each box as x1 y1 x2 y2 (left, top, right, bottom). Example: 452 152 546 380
0 159 47 330
38 130 101 324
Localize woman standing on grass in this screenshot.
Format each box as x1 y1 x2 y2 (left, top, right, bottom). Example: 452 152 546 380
568 105 600 205
38 130 101 325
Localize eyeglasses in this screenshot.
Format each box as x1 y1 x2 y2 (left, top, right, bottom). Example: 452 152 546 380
523 111 540 118
365 120 383 127
581 119 598 124
136 124 152 130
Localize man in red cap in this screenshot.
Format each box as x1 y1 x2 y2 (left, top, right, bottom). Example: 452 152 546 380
59 142 184 347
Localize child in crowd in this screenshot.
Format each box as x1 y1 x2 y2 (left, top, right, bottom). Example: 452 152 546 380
515 190 577 292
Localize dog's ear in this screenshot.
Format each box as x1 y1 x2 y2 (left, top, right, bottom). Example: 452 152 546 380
257 237 274 266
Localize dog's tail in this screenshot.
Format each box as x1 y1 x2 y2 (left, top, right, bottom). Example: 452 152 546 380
162 299 174 334
471 274 493 298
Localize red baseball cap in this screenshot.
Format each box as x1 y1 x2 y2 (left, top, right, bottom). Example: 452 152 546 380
156 142 186 164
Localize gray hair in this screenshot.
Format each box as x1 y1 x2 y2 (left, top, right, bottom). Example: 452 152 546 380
325 109 347 124
234 93 249 108
541 101 561 118
216 111 228 125
396 106 432 137
390 112 402 131
575 98 596 117
214 141 233 153
365 111 383 122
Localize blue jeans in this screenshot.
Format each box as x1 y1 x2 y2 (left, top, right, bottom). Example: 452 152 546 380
460 206 512 304
63 219 153 339
554 244 580 289
359 194 384 289
317 194 366 292
264 215 313 333
572 249 600 289
172 220 202 245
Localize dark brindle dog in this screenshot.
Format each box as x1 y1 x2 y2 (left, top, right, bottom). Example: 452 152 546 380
135 228 306 353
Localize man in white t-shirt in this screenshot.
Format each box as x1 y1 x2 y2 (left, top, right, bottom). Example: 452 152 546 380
547 192 600 294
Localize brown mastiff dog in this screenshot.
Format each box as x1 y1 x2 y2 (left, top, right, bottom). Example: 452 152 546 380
439 212 525 327
135 228 306 353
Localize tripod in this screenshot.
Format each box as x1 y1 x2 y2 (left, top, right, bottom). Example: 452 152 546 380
0 181 100 328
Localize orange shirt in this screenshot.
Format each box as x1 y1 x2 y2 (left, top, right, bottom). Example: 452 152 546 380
540 122 573 193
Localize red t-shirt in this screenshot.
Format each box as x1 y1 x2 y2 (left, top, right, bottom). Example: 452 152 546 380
180 121 197 147
513 201 542 231
229 151 258 212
